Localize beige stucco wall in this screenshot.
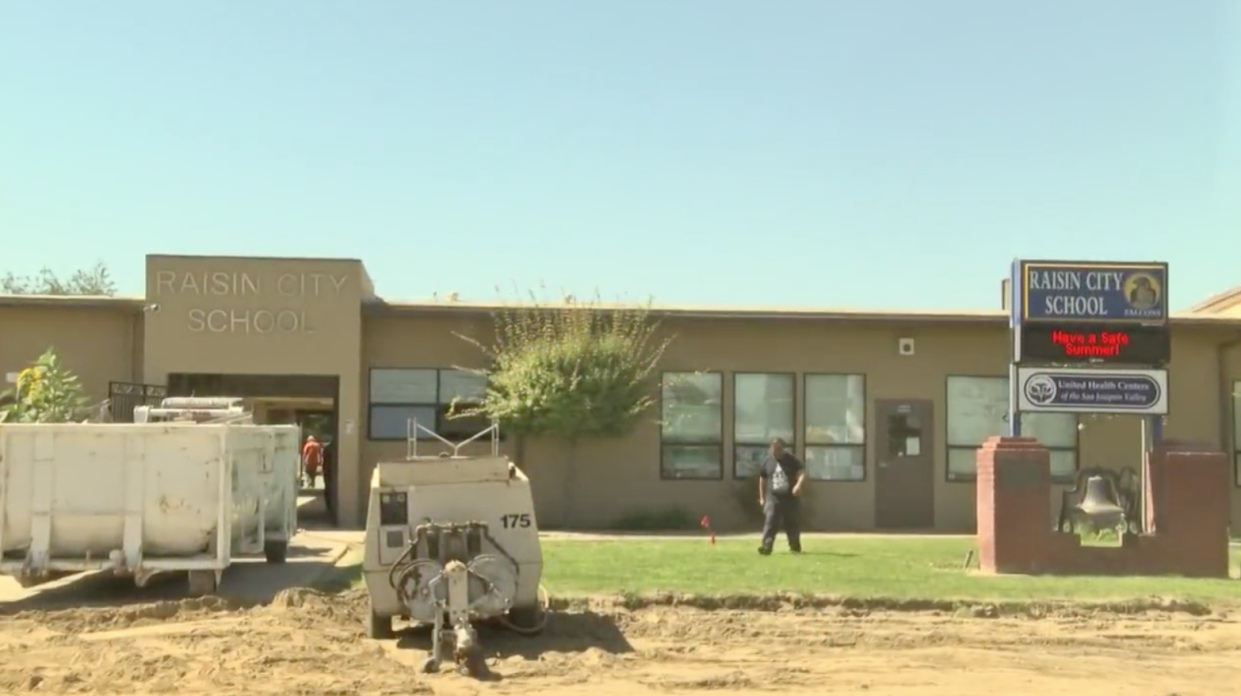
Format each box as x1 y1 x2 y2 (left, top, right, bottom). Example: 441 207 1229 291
5 263 1241 533
358 311 1241 533
141 255 367 525
0 305 139 403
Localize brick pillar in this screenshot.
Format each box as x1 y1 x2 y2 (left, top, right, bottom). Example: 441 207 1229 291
976 437 1052 574
1146 441 1230 578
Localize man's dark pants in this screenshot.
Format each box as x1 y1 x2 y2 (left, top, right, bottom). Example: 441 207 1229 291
323 455 336 524
759 494 801 554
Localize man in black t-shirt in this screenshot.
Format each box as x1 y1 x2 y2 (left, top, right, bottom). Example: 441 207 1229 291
757 438 805 555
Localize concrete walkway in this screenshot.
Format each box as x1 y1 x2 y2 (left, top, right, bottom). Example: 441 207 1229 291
0 530 354 609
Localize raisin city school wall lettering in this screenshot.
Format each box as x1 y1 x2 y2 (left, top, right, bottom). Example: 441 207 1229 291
187 309 315 334
152 270 351 335
154 271 349 297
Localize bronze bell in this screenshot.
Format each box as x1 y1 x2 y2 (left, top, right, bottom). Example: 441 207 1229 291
1078 475 1125 527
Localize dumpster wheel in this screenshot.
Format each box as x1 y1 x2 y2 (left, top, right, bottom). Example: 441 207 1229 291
187 570 218 596
264 540 288 564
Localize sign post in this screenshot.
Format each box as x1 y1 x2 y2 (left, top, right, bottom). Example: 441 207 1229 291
1009 259 1170 452
1008 260 1023 437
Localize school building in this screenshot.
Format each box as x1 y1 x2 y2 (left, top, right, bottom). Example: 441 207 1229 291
3 254 1241 533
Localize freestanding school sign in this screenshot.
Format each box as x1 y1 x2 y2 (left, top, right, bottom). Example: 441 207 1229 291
1008 260 1170 434
1021 261 1168 324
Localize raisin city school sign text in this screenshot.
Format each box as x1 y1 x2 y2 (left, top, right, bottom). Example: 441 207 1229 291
1020 261 1168 324
152 270 351 335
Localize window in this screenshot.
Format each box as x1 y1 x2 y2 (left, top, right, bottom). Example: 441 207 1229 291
368 368 491 441
733 373 795 477
804 374 866 481
945 376 1078 483
661 371 724 479
1233 381 1241 486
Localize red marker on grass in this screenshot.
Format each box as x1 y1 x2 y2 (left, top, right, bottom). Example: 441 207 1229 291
699 515 716 545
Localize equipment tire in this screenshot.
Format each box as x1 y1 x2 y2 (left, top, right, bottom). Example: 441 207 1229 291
507 605 547 635
367 601 395 640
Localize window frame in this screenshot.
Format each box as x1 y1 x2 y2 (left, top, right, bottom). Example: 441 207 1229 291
802 372 868 483
659 370 725 481
367 367 492 442
1233 380 1241 487
732 371 797 479
944 374 1080 484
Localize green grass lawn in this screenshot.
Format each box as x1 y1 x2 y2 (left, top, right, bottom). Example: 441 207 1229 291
316 537 1241 606
540 537 1241 604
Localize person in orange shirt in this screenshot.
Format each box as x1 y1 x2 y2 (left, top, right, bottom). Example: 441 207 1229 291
301 435 324 488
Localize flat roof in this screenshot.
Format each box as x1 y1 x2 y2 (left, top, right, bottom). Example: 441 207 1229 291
146 253 365 264
0 294 147 311
5 292 1240 328
364 298 1241 327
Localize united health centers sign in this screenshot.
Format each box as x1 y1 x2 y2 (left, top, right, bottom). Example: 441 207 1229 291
1016 367 1168 415
1011 260 1169 417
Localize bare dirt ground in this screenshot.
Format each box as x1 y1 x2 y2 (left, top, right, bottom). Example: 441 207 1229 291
1 589 1239 696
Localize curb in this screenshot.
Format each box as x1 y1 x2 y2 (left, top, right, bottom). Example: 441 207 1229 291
314 542 355 572
290 534 359 589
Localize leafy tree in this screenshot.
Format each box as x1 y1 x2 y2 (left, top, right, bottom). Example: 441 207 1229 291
0 348 91 423
2 261 117 296
451 290 675 526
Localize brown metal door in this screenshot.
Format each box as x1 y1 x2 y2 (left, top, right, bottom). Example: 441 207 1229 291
874 399 935 530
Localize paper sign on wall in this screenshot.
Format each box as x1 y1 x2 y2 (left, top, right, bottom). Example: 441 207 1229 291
905 437 921 456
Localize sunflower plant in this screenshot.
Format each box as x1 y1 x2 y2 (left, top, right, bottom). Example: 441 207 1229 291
0 348 91 423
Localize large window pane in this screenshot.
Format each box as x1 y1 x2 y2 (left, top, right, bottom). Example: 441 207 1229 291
734 373 795 445
734 444 769 478
946 376 1078 482
368 368 499 442
440 369 488 404
370 368 437 404
438 369 491 437
946 448 978 482
662 444 723 480
1233 382 1241 484
661 372 723 443
370 405 438 440
1022 412 1078 449
947 376 1078 446
806 445 865 482
947 444 1077 483
1049 450 1077 483
1233 382 1241 485
945 376 1008 446
805 374 865 444
439 408 493 439
1234 381 1241 441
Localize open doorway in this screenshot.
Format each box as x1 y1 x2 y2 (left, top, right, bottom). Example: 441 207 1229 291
167 373 341 528
263 403 335 511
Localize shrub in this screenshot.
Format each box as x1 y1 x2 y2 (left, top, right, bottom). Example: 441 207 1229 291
611 507 699 531
451 290 676 526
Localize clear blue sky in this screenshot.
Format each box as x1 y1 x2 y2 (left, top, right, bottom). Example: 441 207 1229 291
2 1 1237 310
